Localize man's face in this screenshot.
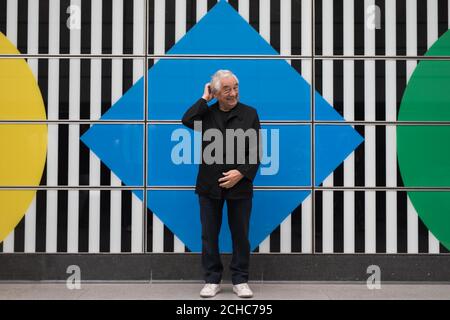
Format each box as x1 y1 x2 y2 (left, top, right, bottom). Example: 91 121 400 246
214 76 239 109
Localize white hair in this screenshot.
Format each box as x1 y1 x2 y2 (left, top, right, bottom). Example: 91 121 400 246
210 70 239 94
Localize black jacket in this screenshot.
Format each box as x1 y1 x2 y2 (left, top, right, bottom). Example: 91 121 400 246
182 98 261 199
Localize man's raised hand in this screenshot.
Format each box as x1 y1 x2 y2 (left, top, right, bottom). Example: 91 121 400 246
202 83 214 102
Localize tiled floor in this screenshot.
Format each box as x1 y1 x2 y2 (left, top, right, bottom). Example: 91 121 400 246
1 282 450 300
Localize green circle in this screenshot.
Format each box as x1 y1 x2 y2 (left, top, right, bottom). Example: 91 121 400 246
398 30 450 250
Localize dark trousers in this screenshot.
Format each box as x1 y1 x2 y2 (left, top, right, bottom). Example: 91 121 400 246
199 195 252 285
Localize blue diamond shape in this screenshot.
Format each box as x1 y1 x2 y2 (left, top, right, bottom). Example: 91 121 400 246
81 0 363 252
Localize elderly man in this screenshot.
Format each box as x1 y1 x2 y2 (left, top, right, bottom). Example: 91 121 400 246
182 70 261 298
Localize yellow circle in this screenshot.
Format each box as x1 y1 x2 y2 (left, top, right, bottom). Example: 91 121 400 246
0 32 47 242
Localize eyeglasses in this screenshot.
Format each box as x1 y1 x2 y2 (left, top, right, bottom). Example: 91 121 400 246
222 86 239 95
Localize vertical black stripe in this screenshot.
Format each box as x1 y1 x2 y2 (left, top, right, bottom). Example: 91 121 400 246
58 63 69 270
397 62 408 253
40 158 47 187
333 190 343 252
186 0 196 32
99 58 111 251
375 61 385 184
229 0 239 11
440 242 450 254
75 124 84 255
292 0 303 194
333 60 343 122
81 0 91 54
121 59 135 253
292 60 302 82
417 0 427 55
314 191 323 253
418 215 429 253
291 203 302 252
121 190 132 252
375 131 386 253
17 0 28 53
163 225 174 252
354 60 364 121
334 164 344 187
314 0 322 55
291 0 301 55
270 0 280 53
38 59 49 126
123 0 133 54
36 190 47 252
148 0 154 54
79 60 91 251
60 0 70 54
354 121 365 252
36 62 48 252
57 190 68 252
315 59 322 129
345 8 365 252
354 0 364 55
355 190 365 253
102 0 112 54
333 60 344 253
333 0 343 55
59 59 70 120
165 0 175 53
397 190 407 253
101 59 112 123
396 60 406 124
315 60 322 96
375 191 386 253
375 107 386 253
207 0 218 11
354 127 365 185
396 0 407 56
355 125 365 252
100 190 111 252
78 190 89 252
145 60 155 249
123 58 133 92
375 0 385 55
438 0 448 38
147 208 153 252
269 225 281 253
0 0 6 35
56 110 69 250
38 0 49 54
14 216 25 252
80 60 91 120
249 0 259 32
36 114 48 254
314 57 322 263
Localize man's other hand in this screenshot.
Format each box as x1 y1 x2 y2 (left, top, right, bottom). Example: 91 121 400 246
218 170 244 189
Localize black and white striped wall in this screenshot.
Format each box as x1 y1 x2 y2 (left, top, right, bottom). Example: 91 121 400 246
1 0 450 261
